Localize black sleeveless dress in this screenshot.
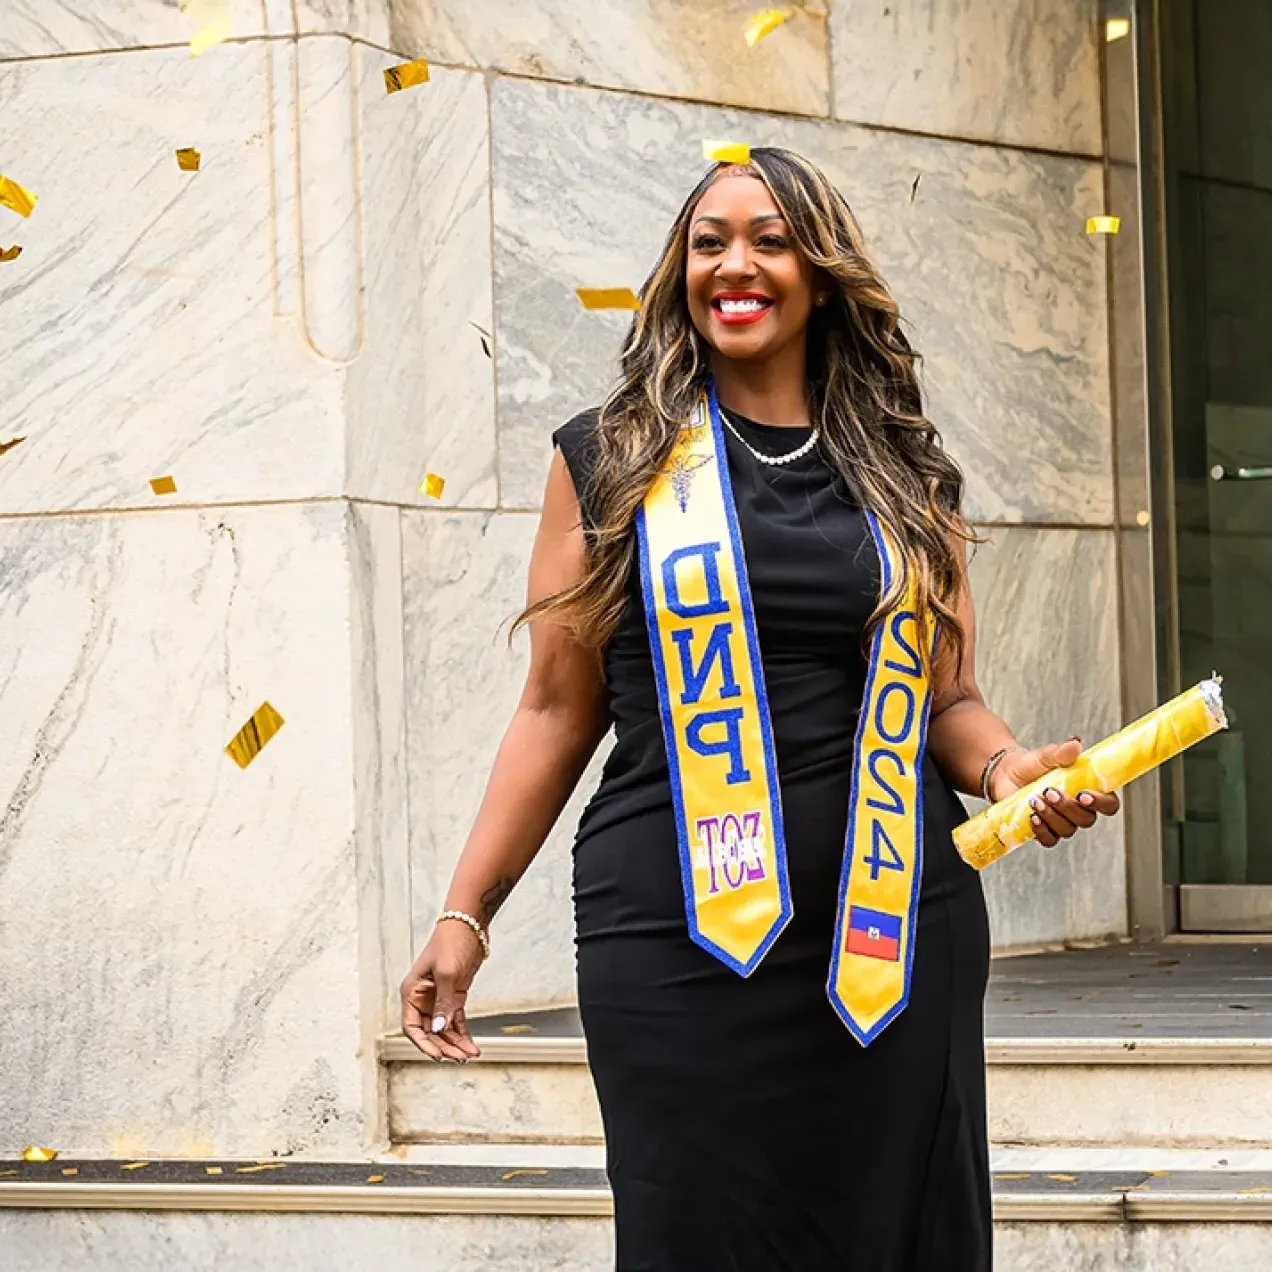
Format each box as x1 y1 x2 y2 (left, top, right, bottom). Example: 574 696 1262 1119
553 406 992 1272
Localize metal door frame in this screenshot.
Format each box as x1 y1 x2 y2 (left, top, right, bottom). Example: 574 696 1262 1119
1129 0 1272 933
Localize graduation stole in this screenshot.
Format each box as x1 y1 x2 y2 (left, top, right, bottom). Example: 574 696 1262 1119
636 385 934 1045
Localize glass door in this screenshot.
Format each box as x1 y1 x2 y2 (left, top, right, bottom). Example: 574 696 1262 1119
1158 0 1272 929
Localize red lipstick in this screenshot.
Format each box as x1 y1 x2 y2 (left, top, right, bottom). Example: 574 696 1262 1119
711 291 775 326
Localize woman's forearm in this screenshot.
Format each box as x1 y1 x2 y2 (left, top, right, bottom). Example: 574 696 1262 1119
926 695 1019 799
442 702 607 926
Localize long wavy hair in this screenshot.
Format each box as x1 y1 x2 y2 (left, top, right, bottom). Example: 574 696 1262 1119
515 147 976 676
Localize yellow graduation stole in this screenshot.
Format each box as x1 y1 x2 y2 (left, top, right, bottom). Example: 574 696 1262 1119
637 386 933 1043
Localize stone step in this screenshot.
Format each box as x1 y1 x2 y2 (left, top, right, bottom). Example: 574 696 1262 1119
381 1016 1272 1149
5 1157 1272 1269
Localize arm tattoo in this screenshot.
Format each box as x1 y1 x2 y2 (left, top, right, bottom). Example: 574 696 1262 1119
479 875 517 925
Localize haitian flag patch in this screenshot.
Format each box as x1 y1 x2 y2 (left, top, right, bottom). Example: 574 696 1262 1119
845 905 902 962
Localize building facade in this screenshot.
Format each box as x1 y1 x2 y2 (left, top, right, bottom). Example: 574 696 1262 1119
0 0 1262 1172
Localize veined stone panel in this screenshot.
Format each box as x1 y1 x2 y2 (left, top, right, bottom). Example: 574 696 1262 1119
491 78 1111 526
391 0 830 117
0 42 346 513
0 38 490 513
0 503 369 1158
401 509 607 1010
0 0 394 58
830 0 1102 155
968 526 1128 947
345 56 497 508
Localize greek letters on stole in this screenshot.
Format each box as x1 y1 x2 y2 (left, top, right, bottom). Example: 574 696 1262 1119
636 385 935 1043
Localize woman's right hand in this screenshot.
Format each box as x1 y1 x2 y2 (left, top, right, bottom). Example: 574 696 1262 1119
400 921 485 1063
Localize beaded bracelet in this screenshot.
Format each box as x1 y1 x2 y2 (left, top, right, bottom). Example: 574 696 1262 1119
436 909 491 960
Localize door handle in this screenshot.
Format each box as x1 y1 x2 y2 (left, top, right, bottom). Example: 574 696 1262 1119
1210 465 1272 481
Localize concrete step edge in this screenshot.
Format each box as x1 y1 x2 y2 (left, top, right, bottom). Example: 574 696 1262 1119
0 1181 612 1216
3 1178 1272 1223
380 1033 1272 1067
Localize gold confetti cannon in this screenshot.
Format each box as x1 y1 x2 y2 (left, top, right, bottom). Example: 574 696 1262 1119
954 678 1227 870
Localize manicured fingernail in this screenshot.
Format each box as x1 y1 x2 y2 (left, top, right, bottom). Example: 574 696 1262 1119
1030 796 1045 812
431 1015 447 1033
1045 788 1062 804
1031 814 1042 827
1079 792 1095 807
1069 735 1081 744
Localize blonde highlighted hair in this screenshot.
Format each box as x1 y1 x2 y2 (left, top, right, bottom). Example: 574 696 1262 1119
516 147 976 674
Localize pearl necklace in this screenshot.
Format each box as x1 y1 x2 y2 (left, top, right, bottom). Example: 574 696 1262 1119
721 412 820 467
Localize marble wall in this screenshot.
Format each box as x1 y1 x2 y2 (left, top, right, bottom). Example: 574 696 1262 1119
0 26 473 1158
0 504 368 1158
0 0 1119 1159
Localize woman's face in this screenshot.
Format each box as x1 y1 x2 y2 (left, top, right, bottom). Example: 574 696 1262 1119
685 173 818 364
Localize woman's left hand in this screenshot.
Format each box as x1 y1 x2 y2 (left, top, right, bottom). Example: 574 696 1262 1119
989 739 1121 848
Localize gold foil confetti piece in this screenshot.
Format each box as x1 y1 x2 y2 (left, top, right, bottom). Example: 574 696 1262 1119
205 1166 223 1175
501 1024 537 1035
384 58 430 94
1106 17 1131 41
150 475 177 496
1240 1187 1272 1195
408 1168 432 1176
1086 215 1121 236
0 246 22 262
576 287 640 311
366 1174 385 1183
1048 1174 1077 1183
61 1168 79 1176
225 702 285 770
1148 1170 1170 1177
0 175 38 219
470 322 492 358
22 1147 57 1163
419 472 445 500
121 1162 149 1171
0 1170 18 1177
703 140 752 164
175 148 201 172
0 437 25 457
183 0 231 56
501 1169 548 1181
744 7 794 46
235 1163 286 1173
993 1174 1030 1181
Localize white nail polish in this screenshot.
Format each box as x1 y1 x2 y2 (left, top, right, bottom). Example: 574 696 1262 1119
431 1015 447 1033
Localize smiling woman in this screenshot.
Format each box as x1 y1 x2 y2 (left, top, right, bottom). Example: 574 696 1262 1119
687 179 820 359
399 148 1119 1272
